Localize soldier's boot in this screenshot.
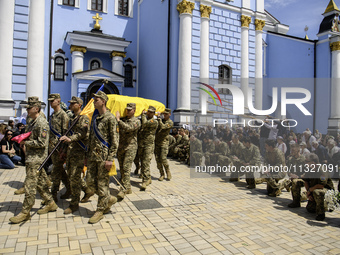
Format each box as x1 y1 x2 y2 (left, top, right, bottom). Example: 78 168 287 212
14 187 25 195
9 212 31 224
80 188 94 203
283 179 291 192
117 188 126 200
103 196 118 214
166 170 172 181
300 191 308 202
146 178 152 186
88 211 104 224
134 168 140 175
316 213 325 221
140 182 147 191
158 169 165 181
37 201 58 214
288 200 301 208
64 204 79 215
126 189 132 194
60 189 71 199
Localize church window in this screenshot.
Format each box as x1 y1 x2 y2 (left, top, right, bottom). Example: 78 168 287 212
63 0 74 6
54 57 65 81
90 60 100 70
91 0 103 11
115 0 133 17
218 65 232 95
118 0 129 16
124 64 133 87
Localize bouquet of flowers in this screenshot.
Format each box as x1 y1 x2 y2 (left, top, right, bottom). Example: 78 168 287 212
325 189 340 211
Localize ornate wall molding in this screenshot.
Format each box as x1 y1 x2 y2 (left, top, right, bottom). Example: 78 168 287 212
111 51 126 58
70 45 87 54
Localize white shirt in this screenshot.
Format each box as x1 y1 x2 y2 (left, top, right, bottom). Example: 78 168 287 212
276 143 287 154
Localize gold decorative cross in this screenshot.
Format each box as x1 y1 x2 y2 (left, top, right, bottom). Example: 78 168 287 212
92 13 102 30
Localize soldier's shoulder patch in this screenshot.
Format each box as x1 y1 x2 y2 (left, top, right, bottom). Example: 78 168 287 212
85 120 89 125
42 129 47 138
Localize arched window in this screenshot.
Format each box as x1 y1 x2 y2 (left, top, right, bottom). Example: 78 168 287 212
218 65 232 95
54 56 65 81
90 60 100 70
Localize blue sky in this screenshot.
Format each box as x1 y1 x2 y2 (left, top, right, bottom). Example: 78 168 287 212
265 0 334 40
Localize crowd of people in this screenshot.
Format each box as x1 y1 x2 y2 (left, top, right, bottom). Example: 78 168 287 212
4 94 340 224
168 122 340 222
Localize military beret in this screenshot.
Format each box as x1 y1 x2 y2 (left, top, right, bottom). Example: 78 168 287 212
126 103 136 110
92 90 108 102
48 93 61 101
68 96 83 105
147 106 156 113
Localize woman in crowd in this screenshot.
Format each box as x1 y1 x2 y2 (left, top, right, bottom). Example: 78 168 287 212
0 130 21 169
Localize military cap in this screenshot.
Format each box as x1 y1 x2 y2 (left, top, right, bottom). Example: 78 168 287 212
92 91 108 102
162 108 171 114
68 96 83 105
126 103 136 110
48 93 61 101
147 106 156 112
27 96 40 103
25 100 42 108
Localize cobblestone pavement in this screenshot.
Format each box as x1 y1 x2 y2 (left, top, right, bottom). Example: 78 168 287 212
0 159 340 255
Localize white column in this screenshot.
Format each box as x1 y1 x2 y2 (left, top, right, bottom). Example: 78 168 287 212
199 4 211 115
26 0 45 100
177 0 194 111
70 46 86 97
111 51 126 76
0 0 15 102
255 19 265 110
330 40 340 118
241 15 251 110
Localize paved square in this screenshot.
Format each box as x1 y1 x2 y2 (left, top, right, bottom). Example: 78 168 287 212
0 159 340 254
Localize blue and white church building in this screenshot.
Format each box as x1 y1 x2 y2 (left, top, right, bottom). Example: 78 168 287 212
1 0 340 134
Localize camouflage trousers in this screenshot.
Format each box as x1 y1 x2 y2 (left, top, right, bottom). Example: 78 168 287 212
66 149 85 206
191 152 202 166
168 144 176 157
155 145 169 174
86 160 110 212
290 178 305 202
117 147 137 190
134 149 140 171
22 162 53 213
51 153 69 195
204 152 213 166
138 144 154 181
266 177 283 195
306 188 328 215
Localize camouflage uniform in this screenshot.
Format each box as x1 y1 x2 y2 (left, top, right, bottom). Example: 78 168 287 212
305 175 334 217
66 112 90 207
286 154 305 206
117 112 140 191
204 139 215 166
154 112 174 178
240 144 261 188
168 134 176 157
264 148 286 196
229 141 244 180
22 114 53 213
48 96 70 199
189 136 202 166
169 134 182 158
212 141 231 167
175 134 190 161
138 111 158 181
87 110 119 211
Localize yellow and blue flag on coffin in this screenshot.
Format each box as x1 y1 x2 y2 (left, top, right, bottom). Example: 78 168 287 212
80 86 165 176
